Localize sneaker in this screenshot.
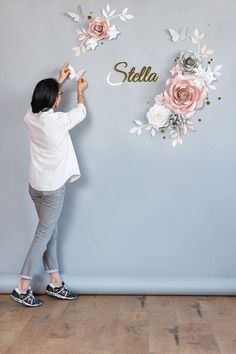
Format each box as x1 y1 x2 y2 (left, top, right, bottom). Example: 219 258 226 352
10 287 43 307
45 281 78 300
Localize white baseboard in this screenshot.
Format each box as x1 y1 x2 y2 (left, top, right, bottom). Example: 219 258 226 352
1 273 236 295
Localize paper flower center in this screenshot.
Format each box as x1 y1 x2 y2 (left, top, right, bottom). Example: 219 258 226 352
154 112 164 123
94 25 103 33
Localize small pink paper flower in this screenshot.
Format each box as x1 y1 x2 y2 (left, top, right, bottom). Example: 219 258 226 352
163 74 207 115
170 64 182 77
87 17 110 40
154 93 165 104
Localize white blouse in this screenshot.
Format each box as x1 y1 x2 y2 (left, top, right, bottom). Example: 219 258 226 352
24 103 87 191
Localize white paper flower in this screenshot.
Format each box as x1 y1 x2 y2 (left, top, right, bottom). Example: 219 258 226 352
86 37 98 50
108 25 120 40
194 65 216 89
146 104 170 128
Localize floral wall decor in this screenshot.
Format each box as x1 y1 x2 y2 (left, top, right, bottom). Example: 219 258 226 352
66 3 134 57
68 65 86 81
129 28 222 148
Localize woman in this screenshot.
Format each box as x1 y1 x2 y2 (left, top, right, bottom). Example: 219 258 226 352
10 64 88 307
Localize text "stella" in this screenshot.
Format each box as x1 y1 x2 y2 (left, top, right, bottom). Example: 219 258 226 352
106 61 158 86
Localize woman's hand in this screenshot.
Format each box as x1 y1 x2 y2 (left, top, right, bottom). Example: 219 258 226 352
77 77 88 94
77 78 88 104
58 63 70 84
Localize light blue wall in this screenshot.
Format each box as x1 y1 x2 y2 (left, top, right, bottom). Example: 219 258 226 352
0 0 236 294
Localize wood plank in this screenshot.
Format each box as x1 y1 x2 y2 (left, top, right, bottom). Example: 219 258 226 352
2 294 236 353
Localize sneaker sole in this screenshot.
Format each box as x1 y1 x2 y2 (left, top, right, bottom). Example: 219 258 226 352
45 289 78 300
10 294 43 307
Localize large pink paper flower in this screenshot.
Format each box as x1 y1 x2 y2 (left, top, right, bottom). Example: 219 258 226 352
87 17 110 40
163 74 207 115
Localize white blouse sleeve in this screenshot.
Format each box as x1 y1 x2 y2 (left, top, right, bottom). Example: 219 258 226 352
64 103 87 130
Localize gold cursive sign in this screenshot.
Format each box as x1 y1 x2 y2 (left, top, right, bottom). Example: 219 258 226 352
106 61 158 86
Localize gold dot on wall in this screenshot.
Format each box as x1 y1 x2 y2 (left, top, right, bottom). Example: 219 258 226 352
206 100 210 105
88 15 92 19
218 97 222 100
198 118 202 122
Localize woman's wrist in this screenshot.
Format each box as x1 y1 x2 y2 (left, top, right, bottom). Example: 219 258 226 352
58 77 64 84
77 90 84 104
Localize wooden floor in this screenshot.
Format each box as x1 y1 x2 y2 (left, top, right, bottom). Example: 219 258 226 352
1 294 236 354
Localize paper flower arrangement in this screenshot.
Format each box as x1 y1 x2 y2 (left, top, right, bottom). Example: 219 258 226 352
66 3 133 56
129 27 222 147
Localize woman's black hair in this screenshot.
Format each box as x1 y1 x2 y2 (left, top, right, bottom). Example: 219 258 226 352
31 78 59 113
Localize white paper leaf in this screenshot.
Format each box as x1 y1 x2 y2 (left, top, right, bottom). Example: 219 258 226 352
199 31 205 39
206 49 214 55
120 15 126 21
137 128 142 136
214 64 222 72
187 125 197 132
106 3 110 13
201 44 206 51
178 137 183 145
75 28 83 35
134 120 142 126
172 138 178 148
185 120 194 125
77 5 85 20
102 9 108 17
129 127 137 134
79 34 86 40
194 28 199 38
208 84 216 90
74 51 80 57
67 12 80 22
191 36 198 44
125 14 134 19
145 125 152 130
183 125 188 135
72 46 80 57
185 111 195 118
122 7 129 15
170 132 178 139
81 45 86 54
109 9 116 16
151 128 156 137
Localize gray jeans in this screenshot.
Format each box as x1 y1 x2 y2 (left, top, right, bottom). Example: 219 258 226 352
19 183 66 279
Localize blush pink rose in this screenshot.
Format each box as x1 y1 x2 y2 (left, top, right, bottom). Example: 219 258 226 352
87 17 110 40
163 74 207 115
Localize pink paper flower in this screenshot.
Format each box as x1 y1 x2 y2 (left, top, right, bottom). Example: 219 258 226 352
87 17 110 40
163 74 207 115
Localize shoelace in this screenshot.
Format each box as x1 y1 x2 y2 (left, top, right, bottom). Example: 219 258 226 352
28 288 35 300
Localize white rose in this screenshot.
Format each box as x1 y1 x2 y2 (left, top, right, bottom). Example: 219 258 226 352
146 104 170 128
